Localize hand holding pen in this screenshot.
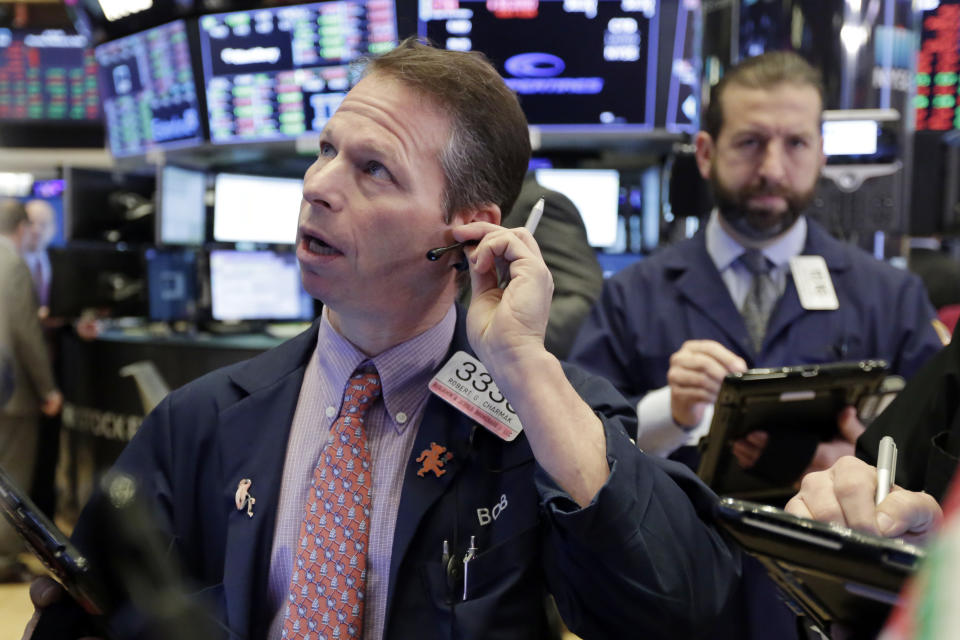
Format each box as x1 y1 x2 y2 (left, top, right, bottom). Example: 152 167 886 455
785 451 942 544
451 197 554 367
875 436 897 505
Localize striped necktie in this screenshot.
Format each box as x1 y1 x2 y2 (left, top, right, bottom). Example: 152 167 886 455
739 249 778 354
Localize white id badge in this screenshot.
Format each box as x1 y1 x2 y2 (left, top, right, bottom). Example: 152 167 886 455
429 351 523 441
789 255 840 311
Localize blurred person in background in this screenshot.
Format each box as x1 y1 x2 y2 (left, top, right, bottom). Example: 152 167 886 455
0 198 62 582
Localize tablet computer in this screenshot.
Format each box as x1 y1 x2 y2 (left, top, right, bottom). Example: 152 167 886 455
0 464 112 616
697 360 890 501
715 497 924 637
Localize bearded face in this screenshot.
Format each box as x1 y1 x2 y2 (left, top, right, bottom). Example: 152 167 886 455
697 83 825 243
710 162 817 241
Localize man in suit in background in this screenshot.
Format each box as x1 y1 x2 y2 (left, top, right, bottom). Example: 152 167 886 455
0 199 62 582
488 173 602 358
568 50 943 640
20 199 62 518
22 199 56 315
570 51 942 472
28 40 740 639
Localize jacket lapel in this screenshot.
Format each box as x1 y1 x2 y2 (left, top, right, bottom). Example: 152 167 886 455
215 324 319 637
383 308 493 626
762 220 851 352
666 235 755 359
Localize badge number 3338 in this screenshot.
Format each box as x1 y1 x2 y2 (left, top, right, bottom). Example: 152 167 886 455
429 351 523 441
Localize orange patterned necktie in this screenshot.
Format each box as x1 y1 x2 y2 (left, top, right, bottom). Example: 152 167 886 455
282 368 381 640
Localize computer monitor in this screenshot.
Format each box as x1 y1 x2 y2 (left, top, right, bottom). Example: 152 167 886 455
0 28 104 147
534 168 620 248
0 28 100 122
49 245 146 318
917 0 960 131
145 248 198 322
821 117 898 165
197 1 398 144
419 0 659 129
158 165 207 245
208 249 314 322
823 120 878 157
213 172 301 245
64 167 156 244
94 19 205 157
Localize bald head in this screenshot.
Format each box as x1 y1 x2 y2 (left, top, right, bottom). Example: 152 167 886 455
24 199 56 252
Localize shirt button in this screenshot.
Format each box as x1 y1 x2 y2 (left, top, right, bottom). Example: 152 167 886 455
396 412 408 424
325 406 336 418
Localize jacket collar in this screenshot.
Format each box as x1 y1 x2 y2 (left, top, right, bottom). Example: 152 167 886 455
218 321 320 637
661 217 850 360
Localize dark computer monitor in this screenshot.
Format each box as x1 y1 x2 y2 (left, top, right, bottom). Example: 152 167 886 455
208 249 314 322
64 167 156 244
419 0 659 130
94 19 205 157
534 168 620 248
157 165 207 245
49 245 146 318
0 28 104 147
145 248 198 322
197 1 398 144
213 172 302 245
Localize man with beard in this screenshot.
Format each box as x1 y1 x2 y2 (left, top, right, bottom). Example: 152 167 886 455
570 50 941 467
569 48 944 640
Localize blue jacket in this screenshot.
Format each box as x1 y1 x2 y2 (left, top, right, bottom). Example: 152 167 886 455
570 219 942 413
62 308 741 640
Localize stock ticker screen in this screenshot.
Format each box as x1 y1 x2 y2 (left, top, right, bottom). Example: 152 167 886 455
197 2 398 143
419 0 659 129
0 29 99 121
917 0 960 130
94 19 204 157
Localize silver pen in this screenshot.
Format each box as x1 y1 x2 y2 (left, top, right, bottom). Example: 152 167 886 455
875 436 898 505
462 535 478 601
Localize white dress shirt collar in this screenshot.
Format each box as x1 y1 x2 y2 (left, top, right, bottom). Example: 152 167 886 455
705 209 808 272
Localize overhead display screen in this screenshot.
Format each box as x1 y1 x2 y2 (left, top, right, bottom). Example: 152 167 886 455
916 0 960 130
94 19 204 157
197 1 398 144
419 0 659 129
0 28 99 121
